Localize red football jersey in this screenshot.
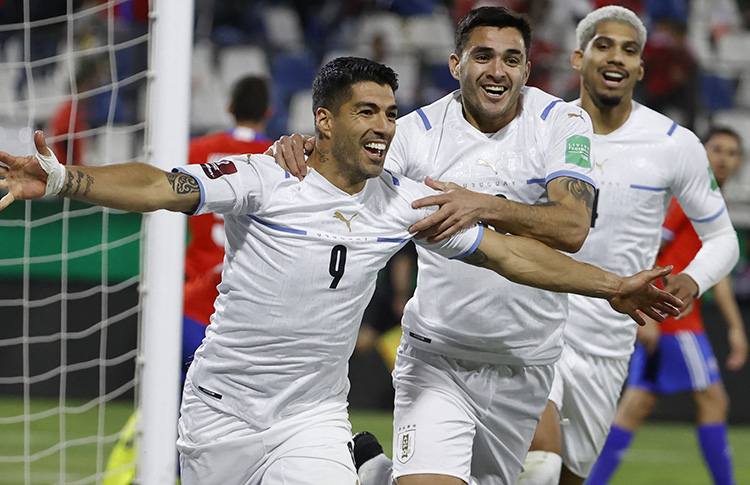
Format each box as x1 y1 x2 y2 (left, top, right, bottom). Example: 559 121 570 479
183 128 273 325
657 198 704 334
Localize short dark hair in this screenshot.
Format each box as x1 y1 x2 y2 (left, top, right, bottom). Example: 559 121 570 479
312 57 399 115
702 126 744 153
454 6 532 58
230 76 270 122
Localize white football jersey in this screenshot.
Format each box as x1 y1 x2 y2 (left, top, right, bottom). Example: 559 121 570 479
387 87 596 365
565 101 728 358
177 155 482 428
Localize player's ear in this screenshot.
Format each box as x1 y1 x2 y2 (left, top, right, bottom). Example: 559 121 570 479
449 53 460 80
571 50 583 71
316 107 333 139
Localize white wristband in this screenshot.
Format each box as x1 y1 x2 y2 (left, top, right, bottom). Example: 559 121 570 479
35 149 66 196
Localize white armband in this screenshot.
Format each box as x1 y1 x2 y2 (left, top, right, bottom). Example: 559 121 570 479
36 148 66 196
682 209 739 297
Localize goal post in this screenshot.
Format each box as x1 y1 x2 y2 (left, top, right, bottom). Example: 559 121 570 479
138 0 193 482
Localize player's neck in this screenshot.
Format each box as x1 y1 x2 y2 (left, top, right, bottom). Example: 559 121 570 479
307 139 367 195
581 93 633 135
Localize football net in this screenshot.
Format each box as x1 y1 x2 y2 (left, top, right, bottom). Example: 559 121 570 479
0 1 188 483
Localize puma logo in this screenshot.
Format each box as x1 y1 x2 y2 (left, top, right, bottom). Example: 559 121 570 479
568 112 585 120
333 211 357 232
595 158 609 173
476 159 497 174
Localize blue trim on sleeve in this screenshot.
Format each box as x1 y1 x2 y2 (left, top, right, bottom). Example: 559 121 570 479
378 237 409 243
174 167 206 215
451 225 485 260
689 205 726 224
247 214 308 235
667 122 678 136
540 99 563 120
630 184 668 192
416 108 432 130
545 170 597 189
383 169 400 186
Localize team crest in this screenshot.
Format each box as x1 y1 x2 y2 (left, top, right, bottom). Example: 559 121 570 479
396 426 416 464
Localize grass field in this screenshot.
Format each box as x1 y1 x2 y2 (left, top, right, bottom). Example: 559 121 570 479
1 397 748 484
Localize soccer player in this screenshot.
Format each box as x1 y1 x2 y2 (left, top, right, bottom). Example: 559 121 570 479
0 56 681 485
272 7 613 484
519 7 740 485
587 126 748 485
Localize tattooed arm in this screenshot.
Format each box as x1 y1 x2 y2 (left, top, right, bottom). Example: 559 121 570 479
409 176 594 252
0 130 200 213
461 230 682 326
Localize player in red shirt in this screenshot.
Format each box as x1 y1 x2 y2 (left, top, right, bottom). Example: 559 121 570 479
182 75 274 376
590 127 748 484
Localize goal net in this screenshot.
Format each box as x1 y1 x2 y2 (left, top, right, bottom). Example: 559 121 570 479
0 1 189 483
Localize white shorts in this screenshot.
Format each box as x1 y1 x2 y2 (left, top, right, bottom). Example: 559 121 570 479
548 344 629 478
392 342 554 485
176 381 358 485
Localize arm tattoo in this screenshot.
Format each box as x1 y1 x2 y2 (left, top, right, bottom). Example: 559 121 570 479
60 169 94 197
558 178 595 216
165 172 200 194
462 248 489 266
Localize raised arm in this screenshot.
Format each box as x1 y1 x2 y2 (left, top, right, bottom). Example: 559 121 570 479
462 229 682 325
0 131 200 213
408 175 594 252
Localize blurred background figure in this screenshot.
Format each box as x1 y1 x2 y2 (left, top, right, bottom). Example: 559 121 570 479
589 126 749 485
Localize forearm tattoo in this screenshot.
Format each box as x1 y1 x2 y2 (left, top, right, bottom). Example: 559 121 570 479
165 172 200 194
462 248 489 266
60 169 93 197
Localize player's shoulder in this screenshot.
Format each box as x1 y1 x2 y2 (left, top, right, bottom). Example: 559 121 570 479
631 102 699 145
522 87 591 125
397 90 458 134
376 168 435 199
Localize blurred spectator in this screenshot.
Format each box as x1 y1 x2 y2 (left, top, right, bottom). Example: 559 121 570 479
47 55 109 166
639 17 699 129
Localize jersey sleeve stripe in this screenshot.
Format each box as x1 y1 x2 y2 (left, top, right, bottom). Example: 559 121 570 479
416 108 432 130
540 99 563 120
545 170 596 189
247 214 308 235
526 178 545 185
450 225 485 260
667 121 678 136
377 237 409 243
688 205 726 224
174 167 206 215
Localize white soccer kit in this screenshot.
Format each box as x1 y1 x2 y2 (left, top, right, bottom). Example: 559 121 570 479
386 87 596 484
551 101 737 477
173 154 482 484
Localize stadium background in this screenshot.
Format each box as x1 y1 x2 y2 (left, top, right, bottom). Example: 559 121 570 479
1 0 750 483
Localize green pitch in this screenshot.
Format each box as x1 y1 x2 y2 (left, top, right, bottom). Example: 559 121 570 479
0 397 748 484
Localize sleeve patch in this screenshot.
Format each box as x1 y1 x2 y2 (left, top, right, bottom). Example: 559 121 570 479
201 160 238 179
565 135 591 168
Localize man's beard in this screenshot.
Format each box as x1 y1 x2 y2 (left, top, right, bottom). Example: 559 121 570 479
595 91 623 108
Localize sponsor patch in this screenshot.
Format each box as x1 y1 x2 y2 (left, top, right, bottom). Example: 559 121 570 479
396 425 416 464
201 160 238 179
565 135 591 168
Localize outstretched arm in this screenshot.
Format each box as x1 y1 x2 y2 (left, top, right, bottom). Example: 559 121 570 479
409 176 594 252
0 131 200 213
462 230 682 325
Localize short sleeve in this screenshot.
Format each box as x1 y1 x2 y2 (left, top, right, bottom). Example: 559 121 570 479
543 102 596 188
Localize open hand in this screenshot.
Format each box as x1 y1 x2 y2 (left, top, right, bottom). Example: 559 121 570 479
265 133 314 180
0 131 53 210
609 266 682 326
661 272 698 320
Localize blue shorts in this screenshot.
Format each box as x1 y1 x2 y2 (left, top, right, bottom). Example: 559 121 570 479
627 331 721 394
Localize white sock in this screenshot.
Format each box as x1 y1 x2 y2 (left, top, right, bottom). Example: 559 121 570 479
358 453 394 485
517 450 563 485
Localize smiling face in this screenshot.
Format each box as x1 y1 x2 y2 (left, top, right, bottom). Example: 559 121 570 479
573 21 644 109
315 81 397 193
705 132 744 187
450 26 530 133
